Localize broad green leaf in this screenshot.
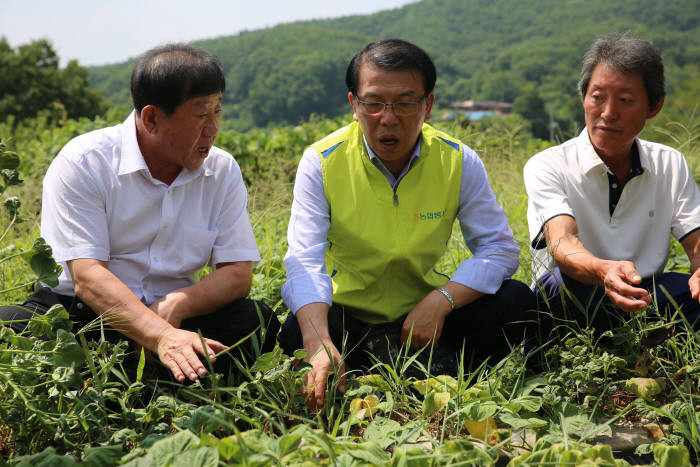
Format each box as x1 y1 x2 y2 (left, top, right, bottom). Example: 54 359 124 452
357 373 392 392
505 395 543 413
22 238 62 287
167 446 218 467
560 414 612 438
0 151 19 170
364 416 402 449
277 432 303 457
14 446 78 466
111 428 139 447
498 411 547 429
0 325 15 342
53 329 86 367
236 429 274 458
32 237 54 256
463 401 498 421
422 391 451 416
653 443 691 467
463 382 493 402
625 377 666 399
441 439 494 465
147 430 200 466
52 366 82 387
27 304 70 338
215 436 241 461
509 442 630 466
346 441 391 464
82 445 123 467
10 334 34 350
250 347 284 372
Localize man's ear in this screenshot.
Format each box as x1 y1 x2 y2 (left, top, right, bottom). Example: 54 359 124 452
647 97 664 120
139 105 158 133
348 92 359 122
424 92 435 121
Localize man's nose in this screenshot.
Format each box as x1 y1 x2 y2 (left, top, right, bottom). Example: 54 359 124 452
202 117 219 137
379 104 399 123
601 100 618 120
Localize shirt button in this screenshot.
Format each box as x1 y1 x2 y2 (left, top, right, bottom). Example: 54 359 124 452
153 257 159 262
611 183 618 189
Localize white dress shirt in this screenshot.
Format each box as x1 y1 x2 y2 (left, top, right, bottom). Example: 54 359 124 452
524 129 700 280
41 112 260 304
282 135 520 314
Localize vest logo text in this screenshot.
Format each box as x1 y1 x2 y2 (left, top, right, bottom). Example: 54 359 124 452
414 210 446 222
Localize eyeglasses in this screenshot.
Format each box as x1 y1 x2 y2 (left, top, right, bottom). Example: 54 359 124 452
354 95 426 116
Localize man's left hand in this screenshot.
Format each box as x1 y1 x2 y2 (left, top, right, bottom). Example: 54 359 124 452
401 290 451 349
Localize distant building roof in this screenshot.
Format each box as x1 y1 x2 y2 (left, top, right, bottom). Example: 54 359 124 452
449 100 513 112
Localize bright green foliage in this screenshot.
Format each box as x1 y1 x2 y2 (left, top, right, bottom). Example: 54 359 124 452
508 441 631 466
653 443 692 467
624 377 666 399
88 0 700 137
0 38 106 123
1 102 700 464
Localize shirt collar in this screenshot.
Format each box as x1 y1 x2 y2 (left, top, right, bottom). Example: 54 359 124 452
119 111 150 176
362 135 422 167
577 127 647 175
118 111 213 184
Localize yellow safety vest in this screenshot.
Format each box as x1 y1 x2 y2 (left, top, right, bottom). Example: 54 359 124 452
312 121 462 323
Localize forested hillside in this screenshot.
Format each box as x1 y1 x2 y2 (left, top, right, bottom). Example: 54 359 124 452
88 0 700 135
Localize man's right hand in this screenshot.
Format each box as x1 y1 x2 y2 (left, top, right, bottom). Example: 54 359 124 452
295 303 346 411
155 328 228 382
302 337 346 411
544 216 651 312
599 260 651 312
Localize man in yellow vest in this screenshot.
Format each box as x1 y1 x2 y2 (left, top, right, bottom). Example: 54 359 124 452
279 39 536 410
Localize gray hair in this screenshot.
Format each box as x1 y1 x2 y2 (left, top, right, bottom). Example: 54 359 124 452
578 34 665 110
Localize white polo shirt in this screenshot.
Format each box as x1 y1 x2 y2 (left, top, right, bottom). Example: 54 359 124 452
524 128 700 281
41 112 260 304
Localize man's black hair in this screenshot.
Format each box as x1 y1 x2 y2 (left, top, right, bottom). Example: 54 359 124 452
131 43 225 116
345 39 436 96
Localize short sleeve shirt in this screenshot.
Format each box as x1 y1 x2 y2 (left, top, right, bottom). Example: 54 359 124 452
41 112 260 304
524 128 700 280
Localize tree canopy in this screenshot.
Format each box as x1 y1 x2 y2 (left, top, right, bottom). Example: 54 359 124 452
0 39 105 123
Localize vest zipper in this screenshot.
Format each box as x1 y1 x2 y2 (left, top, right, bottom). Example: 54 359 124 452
393 189 398 206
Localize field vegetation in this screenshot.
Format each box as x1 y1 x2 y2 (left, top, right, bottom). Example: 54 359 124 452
0 102 699 465
1 1 700 461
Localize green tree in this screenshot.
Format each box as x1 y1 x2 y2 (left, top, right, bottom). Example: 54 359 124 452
513 84 550 140
0 38 105 123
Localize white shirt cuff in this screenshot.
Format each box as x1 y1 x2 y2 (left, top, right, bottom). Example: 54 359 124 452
281 274 333 314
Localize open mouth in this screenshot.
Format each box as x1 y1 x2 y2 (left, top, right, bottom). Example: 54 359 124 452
379 137 398 146
198 146 210 155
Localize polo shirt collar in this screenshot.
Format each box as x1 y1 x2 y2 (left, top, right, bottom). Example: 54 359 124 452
577 127 646 175
118 111 213 184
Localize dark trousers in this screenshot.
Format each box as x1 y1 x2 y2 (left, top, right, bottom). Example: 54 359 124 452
278 279 538 373
0 286 280 374
536 268 700 335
